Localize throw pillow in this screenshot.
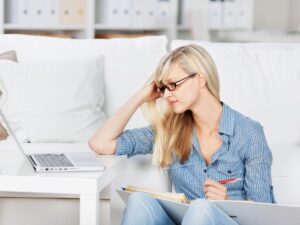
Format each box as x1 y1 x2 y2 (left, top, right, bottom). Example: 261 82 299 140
0 50 18 140
0 56 105 142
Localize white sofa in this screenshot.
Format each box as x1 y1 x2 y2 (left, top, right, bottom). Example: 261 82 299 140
0 35 300 225
171 40 300 206
0 34 170 225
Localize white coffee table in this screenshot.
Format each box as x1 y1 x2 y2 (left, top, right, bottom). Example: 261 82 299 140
0 142 126 225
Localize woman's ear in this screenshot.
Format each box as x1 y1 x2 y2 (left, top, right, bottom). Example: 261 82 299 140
197 73 206 87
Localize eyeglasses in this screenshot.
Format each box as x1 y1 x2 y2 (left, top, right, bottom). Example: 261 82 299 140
158 73 197 94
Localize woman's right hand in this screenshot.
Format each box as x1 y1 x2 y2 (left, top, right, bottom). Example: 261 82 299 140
139 81 162 103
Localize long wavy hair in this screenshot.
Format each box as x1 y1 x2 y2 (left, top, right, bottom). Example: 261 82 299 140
142 44 220 168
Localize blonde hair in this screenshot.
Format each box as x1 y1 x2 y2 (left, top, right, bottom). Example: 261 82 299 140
142 44 220 168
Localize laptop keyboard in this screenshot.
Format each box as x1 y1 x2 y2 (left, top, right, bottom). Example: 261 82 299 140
34 154 74 167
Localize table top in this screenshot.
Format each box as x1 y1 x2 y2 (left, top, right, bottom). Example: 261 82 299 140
0 141 126 195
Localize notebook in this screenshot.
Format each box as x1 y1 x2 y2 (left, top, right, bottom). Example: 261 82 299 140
117 186 300 225
0 110 105 173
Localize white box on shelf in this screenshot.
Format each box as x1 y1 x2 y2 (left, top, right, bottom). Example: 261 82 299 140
156 0 172 27
143 0 157 27
223 0 235 28
59 0 86 25
18 0 33 25
180 0 201 27
131 0 161 28
234 0 249 28
31 0 50 25
59 0 73 25
131 0 146 27
209 0 224 28
74 0 87 25
45 0 59 26
107 0 131 27
223 0 250 29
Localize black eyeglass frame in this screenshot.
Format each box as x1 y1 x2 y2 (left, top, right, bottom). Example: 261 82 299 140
158 73 198 94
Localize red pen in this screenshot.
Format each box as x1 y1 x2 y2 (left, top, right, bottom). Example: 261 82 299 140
218 178 243 185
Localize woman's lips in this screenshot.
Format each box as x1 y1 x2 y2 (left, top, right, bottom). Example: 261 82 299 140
169 100 178 105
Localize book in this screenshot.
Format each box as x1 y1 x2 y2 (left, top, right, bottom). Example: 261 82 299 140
121 185 189 204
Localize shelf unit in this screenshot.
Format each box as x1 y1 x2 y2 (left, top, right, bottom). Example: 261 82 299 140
0 0 178 40
1 0 299 42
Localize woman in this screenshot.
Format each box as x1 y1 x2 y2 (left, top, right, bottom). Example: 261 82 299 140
89 44 275 225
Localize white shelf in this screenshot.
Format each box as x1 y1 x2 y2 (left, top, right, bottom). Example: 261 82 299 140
4 24 86 31
178 25 190 31
215 30 300 43
209 27 250 31
94 24 167 31
1 0 178 40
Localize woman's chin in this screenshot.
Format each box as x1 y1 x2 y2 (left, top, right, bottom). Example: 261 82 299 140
172 105 187 114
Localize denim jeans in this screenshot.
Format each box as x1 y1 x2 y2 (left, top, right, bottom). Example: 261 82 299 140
121 192 239 225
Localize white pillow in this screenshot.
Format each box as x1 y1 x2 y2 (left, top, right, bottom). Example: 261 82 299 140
171 40 300 145
0 35 168 129
0 57 105 142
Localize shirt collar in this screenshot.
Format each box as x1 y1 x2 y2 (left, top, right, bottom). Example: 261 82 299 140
218 102 235 136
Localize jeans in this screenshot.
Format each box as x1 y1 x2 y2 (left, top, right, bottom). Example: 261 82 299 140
121 192 239 225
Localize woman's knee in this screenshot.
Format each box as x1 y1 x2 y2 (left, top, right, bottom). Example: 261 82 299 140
182 199 217 225
122 192 171 225
190 199 215 212
127 192 155 208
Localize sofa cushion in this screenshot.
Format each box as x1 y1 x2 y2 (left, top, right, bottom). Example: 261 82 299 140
0 50 18 141
0 57 105 142
171 41 300 146
270 143 300 204
0 35 168 129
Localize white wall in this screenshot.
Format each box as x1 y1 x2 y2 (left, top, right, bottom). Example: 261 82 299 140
289 0 300 31
253 0 290 31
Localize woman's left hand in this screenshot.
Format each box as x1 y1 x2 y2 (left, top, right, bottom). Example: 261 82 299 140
204 179 228 200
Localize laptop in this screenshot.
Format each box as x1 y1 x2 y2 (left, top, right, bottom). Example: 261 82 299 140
0 110 105 173
117 189 300 225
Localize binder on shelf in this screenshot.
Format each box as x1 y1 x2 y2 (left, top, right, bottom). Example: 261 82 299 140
5 0 59 26
131 0 146 27
73 0 87 25
95 0 110 24
131 0 157 27
31 0 50 25
18 0 33 25
5 0 19 24
156 0 172 27
46 0 59 26
143 0 157 27
209 0 224 29
234 0 249 29
223 0 236 28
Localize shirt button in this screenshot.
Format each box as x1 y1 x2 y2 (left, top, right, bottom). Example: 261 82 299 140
227 170 232 174
204 169 207 173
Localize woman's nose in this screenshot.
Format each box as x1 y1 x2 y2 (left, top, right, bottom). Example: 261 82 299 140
163 89 172 98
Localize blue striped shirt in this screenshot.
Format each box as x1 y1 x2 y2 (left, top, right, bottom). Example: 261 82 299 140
116 103 275 203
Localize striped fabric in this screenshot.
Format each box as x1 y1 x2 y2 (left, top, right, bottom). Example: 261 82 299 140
116 103 275 203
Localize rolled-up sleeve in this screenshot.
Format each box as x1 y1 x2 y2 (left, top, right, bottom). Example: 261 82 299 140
244 124 276 203
115 126 154 157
